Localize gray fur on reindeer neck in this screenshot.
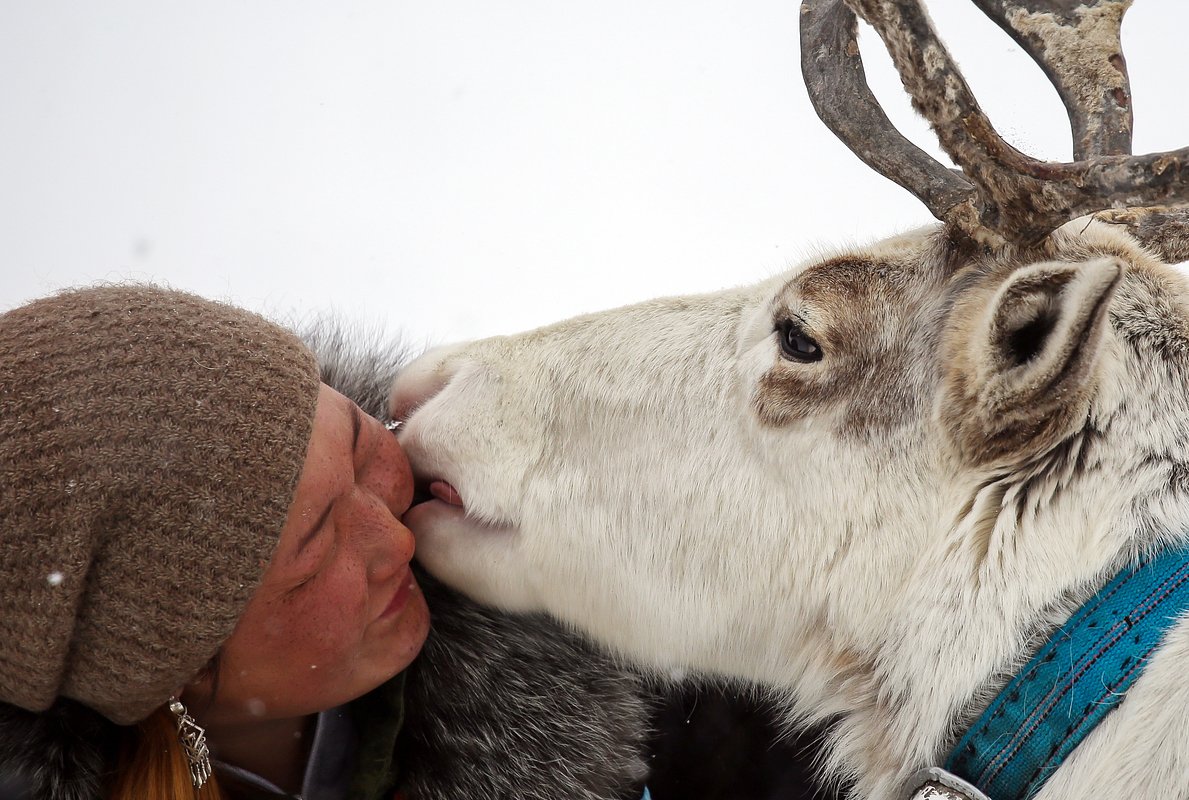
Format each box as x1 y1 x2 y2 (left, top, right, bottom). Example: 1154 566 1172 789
0 321 651 800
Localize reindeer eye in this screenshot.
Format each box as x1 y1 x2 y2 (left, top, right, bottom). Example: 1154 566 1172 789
777 319 822 363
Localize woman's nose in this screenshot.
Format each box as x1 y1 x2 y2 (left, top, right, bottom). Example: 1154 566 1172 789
361 436 415 515
344 488 415 579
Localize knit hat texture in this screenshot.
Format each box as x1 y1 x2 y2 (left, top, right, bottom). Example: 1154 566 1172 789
0 285 320 724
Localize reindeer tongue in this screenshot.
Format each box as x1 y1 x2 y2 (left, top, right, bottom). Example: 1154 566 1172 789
430 480 464 507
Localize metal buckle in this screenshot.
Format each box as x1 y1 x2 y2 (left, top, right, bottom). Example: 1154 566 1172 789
899 768 993 800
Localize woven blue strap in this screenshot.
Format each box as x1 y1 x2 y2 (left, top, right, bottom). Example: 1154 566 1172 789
944 544 1189 800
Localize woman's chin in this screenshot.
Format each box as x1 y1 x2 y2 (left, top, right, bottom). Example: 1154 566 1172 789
360 577 432 693
390 586 432 671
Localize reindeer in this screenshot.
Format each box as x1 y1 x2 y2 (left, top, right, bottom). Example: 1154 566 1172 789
390 2 1189 798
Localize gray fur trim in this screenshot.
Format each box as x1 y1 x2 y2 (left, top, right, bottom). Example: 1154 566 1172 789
0 700 113 800
401 572 651 800
299 317 415 420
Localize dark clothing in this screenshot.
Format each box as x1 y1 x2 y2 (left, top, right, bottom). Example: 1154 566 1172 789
647 686 838 800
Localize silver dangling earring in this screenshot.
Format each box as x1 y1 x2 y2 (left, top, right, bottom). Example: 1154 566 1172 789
168 696 213 789
384 418 403 432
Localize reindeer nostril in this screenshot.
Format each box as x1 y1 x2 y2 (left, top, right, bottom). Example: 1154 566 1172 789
388 343 468 424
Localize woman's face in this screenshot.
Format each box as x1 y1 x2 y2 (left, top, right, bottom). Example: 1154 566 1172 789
186 383 430 724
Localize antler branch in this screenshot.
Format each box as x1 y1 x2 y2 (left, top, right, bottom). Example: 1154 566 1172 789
800 0 1188 251
970 0 1133 160
847 0 1188 245
1096 206 1189 264
799 0 978 224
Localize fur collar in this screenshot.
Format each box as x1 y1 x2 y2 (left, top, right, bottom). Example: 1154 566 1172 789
0 701 114 800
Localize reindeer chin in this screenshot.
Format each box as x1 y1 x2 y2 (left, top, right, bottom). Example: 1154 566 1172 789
404 500 536 612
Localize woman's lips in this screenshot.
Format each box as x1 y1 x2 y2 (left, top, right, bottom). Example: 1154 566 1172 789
429 480 464 507
379 566 416 620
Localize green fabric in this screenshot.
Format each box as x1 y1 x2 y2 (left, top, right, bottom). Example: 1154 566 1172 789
347 671 408 800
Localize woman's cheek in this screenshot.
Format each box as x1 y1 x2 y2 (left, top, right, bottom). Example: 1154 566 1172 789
315 564 370 635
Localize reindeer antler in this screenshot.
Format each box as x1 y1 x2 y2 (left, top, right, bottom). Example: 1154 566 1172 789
799 1 980 229
800 0 1189 255
970 0 1132 161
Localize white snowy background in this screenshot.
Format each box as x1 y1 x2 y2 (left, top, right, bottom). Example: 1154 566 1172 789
1 2 1184 346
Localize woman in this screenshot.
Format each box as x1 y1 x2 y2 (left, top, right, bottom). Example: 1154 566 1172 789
0 284 650 800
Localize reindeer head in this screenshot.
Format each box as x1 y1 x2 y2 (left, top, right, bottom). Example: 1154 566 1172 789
390 3 1189 770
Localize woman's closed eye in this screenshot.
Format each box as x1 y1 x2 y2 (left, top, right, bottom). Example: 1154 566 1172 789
289 508 340 590
290 531 337 591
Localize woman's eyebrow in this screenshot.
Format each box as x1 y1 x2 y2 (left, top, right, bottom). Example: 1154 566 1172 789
296 404 364 555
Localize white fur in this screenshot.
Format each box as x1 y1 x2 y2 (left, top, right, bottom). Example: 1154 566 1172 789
393 221 1189 799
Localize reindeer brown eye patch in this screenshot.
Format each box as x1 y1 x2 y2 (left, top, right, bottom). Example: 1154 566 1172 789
776 319 823 363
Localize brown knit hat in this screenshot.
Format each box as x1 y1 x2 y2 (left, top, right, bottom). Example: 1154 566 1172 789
0 285 320 725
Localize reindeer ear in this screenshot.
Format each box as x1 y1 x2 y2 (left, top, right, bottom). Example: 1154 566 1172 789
944 257 1122 465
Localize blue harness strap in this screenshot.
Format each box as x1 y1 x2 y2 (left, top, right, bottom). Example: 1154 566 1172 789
944 543 1189 800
